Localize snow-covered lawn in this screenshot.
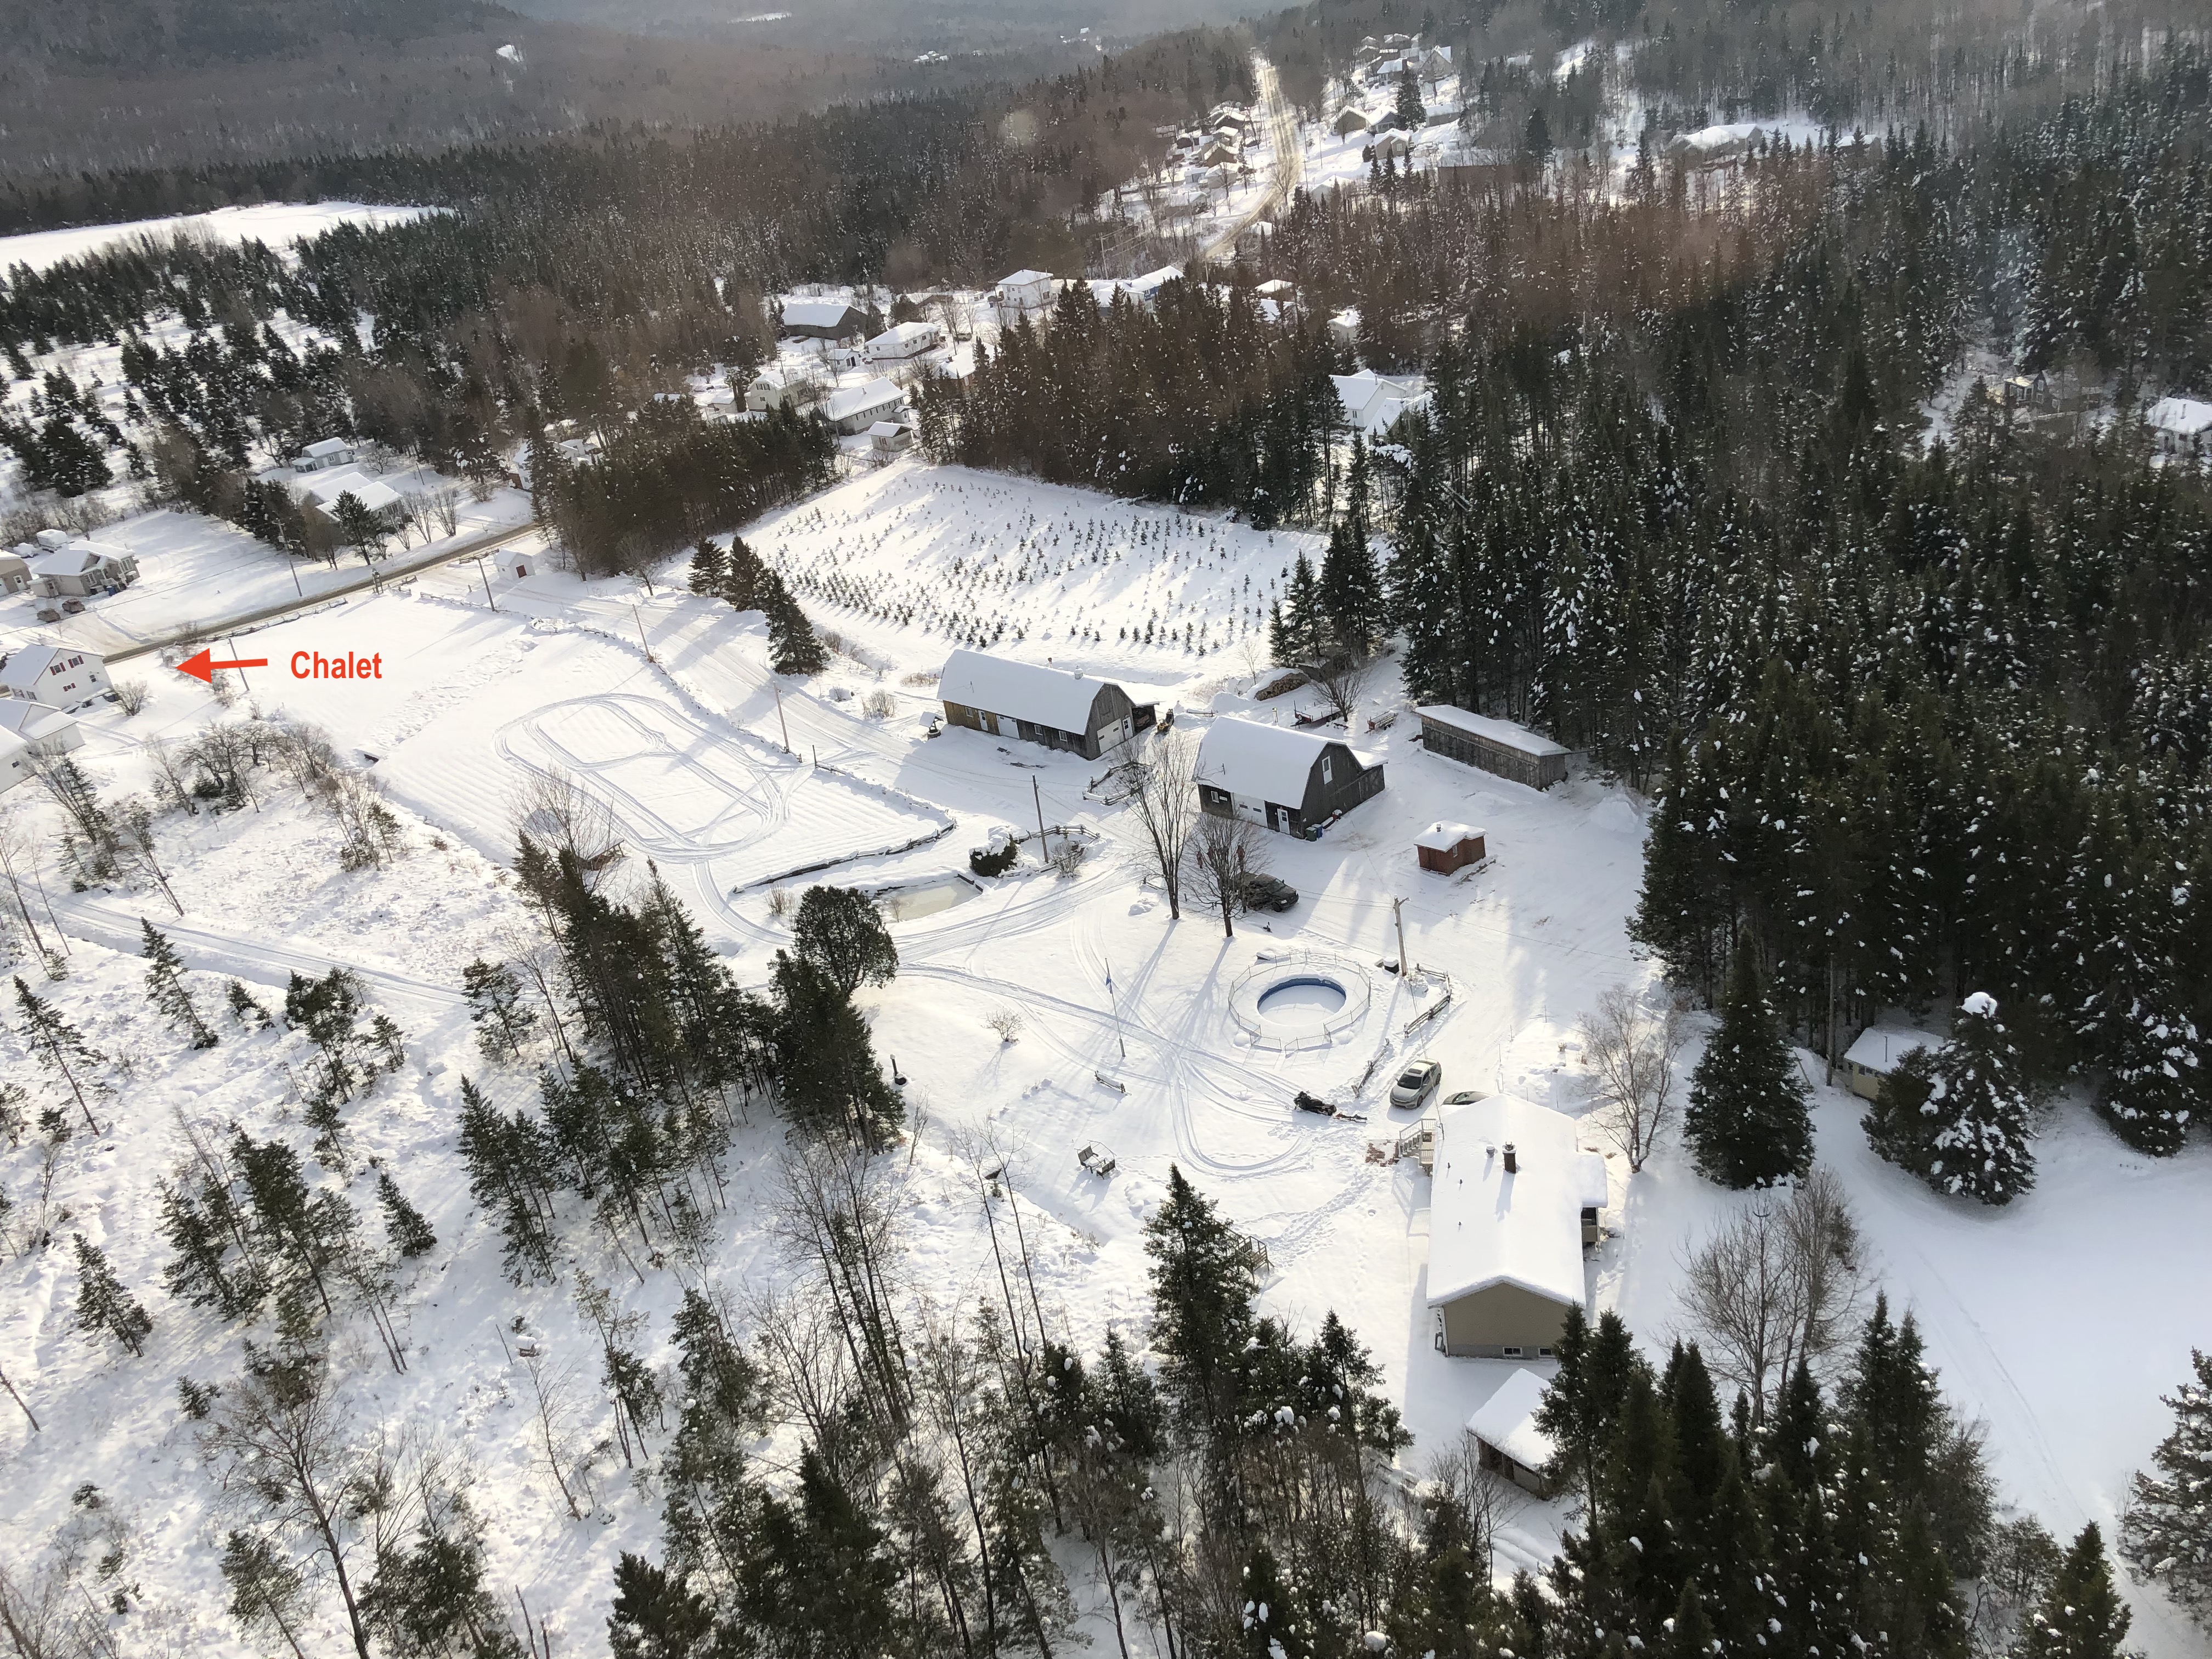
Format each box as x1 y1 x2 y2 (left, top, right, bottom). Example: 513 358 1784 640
3 458 2207 1657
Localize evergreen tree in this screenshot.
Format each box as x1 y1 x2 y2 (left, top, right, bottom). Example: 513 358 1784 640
72 1233 153 1357
1319 517 1384 659
375 1171 437 1259
1395 63 1426 129
687 540 730 597
140 918 217 1048
221 1531 312 1657
769 951 903 1146
226 979 273 1029
462 958 537 1064
2092 992 2202 1156
609 1553 714 1659
1684 949 1812 1188
2119 1348 2212 1624
1280 552 1324 665
1142 1163 1257 1448
1869 995 2037 1205
2015 1525 2129 1659
456 1076 558 1283
738 1444 896 1657
13 976 105 1134
764 572 827 674
791 885 898 998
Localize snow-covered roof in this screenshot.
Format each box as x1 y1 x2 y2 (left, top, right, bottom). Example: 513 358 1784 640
750 368 788 391
1124 266 1182 300
302 474 402 514
867 321 939 352
0 695 83 738
938 650 1121 731
2146 396 2212 437
1253 279 1294 297
1671 122 1765 155
1333 370 1430 438
866 420 909 439
1426 1093 1608 1311
300 437 351 459
1466 1368 1555 1471
782 298 861 331
1197 718 1368 805
821 378 902 424
0 549 25 572
28 548 115 577
1417 820 1485 852
1329 307 1362 328
1843 1024 1936 1075
1417 704 1570 758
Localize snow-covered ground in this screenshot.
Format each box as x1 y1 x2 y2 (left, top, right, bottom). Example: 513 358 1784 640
3 457 2207 1657
0 202 442 276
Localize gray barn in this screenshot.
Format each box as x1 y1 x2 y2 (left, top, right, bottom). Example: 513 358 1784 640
938 650 1138 760
1195 718 1384 837
1418 704 1570 791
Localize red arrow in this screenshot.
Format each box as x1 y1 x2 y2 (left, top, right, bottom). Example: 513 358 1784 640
176 647 269 684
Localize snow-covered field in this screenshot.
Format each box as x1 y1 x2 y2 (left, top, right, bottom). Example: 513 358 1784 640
0 202 441 276
3 458 2207 1657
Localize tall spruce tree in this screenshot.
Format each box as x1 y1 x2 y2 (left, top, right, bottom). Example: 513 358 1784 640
72 1233 153 1357
1684 949 1813 1188
375 1172 437 1259
141 918 217 1048
14 976 105 1133
2015 1525 2129 1659
2119 1348 2212 1624
1319 518 1383 659
791 885 898 998
1869 994 2036 1205
1142 1164 1257 1448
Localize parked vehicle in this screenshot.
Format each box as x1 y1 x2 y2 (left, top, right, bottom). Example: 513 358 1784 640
1237 872 1299 912
1390 1060 1442 1108
1442 1088 1488 1105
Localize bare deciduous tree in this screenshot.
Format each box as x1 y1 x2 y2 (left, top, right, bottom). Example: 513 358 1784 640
1676 1169 1867 1425
202 1348 378 1659
507 768 623 884
520 1352 595 1521
1578 984 1688 1172
1426 1429 1531 1584
1122 732 1199 920
1306 655 1375 726
0 818 52 961
1183 811 1266 939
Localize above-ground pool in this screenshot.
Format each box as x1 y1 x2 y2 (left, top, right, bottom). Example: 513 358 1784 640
1229 953 1373 1049
1255 975 1349 1018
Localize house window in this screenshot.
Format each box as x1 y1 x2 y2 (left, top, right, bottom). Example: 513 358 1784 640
1321 756 1333 784
1502 1346 1523 1359
1538 1347 1554 1358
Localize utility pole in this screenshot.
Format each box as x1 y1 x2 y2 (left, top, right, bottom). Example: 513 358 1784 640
225 635 252 695
475 557 496 610
1032 775 1049 859
1392 894 1409 977
631 603 654 662
1104 960 1126 1058
773 681 791 753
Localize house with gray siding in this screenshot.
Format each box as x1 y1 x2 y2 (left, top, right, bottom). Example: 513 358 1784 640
938 650 1138 760
1195 718 1384 837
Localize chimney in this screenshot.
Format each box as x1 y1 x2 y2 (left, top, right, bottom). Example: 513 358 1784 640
1502 1143 1518 1175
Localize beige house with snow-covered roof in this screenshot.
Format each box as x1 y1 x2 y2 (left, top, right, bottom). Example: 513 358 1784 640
1427 1094 1609 1359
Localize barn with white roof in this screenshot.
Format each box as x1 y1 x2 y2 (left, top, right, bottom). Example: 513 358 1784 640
1195 717 1383 837
1427 1093 1610 1359
937 650 1142 760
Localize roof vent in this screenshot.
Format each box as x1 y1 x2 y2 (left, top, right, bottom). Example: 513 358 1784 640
1502 1143 1518 1175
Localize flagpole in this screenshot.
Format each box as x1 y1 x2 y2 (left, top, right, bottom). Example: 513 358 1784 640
1105 959 1126 1059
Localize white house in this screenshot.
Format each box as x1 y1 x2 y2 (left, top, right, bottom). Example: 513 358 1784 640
1333 369 1430 439
1427 1094 1610 1359
2146 396 2212 458
0 646 110 710
1327 307 1362 347
866 320 946 364
296 471 403 528
289 436 356 473
0 547 30 595
1838 1024 1937 1103
0 697 84 755
0 729 30 793
30 541 139 599
821 377 906 435
867 420 914 460
746 367 819 414
997 269 1058 323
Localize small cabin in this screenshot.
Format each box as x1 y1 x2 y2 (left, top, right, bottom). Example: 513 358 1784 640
1466 1369 1558 1498
1839 1025 1936 1103
1417 704 1570 790
1333 107 1372 136
1417 821 1486 874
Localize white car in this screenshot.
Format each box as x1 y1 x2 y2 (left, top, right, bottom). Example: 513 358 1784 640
1389 1060 1441 1109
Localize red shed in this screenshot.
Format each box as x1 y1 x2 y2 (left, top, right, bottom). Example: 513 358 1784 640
1416 820 1486 874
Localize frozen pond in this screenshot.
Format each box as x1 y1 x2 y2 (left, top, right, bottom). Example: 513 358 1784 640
876 876 975 923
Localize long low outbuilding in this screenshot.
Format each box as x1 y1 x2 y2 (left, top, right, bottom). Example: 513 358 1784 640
938 650 1142 760
1195 717 1383 837
1417 704 1570 790
1466 1367 1559 1497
